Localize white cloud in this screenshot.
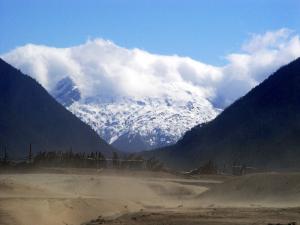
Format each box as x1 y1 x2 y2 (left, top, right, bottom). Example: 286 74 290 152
2 28 300 108
242 28 292 53
213 29 300 107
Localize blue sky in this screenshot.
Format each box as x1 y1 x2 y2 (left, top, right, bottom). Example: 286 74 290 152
0 0 299 65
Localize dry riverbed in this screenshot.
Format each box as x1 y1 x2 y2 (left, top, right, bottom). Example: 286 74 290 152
0 169 299 225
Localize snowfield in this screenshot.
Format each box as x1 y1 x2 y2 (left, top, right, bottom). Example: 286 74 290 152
68 95 219 152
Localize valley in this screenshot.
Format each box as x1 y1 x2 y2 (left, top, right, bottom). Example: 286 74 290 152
1 2 300 224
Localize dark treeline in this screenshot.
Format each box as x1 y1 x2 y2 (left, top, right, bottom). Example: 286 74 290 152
0 148 165 171
0 145 258 175
34 150 107 168
0 147 9 166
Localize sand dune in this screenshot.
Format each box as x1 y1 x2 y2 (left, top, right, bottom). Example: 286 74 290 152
0 171 208 225
0 171 299 225
197 172 300 207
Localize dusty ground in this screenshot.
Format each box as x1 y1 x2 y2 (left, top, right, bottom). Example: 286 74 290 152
0 169 299 225
85 208 300 225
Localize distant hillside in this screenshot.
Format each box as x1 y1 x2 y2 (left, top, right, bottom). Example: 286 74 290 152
148 57 300 170
0 58 114 159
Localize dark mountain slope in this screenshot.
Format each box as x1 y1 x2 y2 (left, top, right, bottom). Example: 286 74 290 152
149 57 300 170
0 58 114 158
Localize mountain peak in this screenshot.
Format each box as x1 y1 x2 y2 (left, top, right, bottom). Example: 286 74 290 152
51 77 81 107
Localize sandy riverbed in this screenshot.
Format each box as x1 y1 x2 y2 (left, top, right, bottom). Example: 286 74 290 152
0 170 299 225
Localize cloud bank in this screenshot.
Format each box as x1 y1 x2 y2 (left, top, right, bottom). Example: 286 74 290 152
2 28 300 108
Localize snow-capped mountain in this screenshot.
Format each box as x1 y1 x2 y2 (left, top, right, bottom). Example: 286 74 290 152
3 34 300 152
69 96 219 152
2 39 228 152
52 77 219 152
51 77 81 107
